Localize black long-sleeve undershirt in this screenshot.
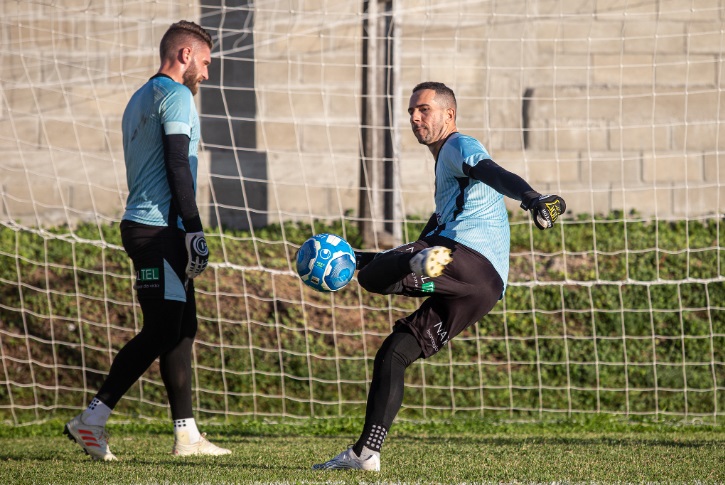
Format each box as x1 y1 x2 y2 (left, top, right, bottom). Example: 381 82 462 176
464 158 535 202
162 132 202 233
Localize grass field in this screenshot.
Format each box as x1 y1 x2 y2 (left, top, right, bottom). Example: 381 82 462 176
2 417 723 483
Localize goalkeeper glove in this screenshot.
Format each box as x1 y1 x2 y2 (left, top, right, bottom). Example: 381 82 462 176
520 191 566 230
184 231 209 279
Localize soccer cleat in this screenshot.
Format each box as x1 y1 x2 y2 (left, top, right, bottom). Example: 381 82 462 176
64 413 118 461
172 432 231 456
312 446 380 471
409 246 452 278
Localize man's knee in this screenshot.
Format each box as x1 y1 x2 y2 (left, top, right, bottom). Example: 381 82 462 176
375 330 423 370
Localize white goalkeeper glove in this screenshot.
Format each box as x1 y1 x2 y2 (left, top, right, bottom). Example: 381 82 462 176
184 231 209 279
520 191 566 230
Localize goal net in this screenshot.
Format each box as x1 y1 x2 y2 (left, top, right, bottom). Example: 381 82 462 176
1 0 723 425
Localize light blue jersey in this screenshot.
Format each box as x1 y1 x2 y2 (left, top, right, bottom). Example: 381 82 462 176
428 132 510 292
121 75 200 229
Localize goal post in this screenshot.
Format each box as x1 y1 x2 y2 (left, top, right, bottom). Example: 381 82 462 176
0 0 723 425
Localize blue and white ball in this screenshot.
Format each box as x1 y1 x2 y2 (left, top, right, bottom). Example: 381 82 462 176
296 233 356 292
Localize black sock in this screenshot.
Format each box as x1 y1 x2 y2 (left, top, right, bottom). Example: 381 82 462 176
353 423 387 455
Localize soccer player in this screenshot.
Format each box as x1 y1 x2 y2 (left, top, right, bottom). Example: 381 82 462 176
312 82 565 471
64 20 230 460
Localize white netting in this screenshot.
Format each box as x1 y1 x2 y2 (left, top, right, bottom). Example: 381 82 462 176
0 0 723 425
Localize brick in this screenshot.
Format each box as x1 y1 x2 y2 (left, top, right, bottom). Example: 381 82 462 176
257 90 294 119
642 153 704 183
67 182 120 218
623 21 685 54
257 121 299 152
595 0 658 17
580 151 641 186
539 183 612 216
255 61 300 87
266 181 355 218
1 178 38 220
704 153 725 183
304 57 359 87
290 90 326 118
687 22 724 54
657 0 723 22
609 124 671 152
547 121 610 151
326 124 360 154
671 123 724 151
1 53 44 83
68 87 128 121
592 54 655 85
524 156 580 184
107 53 157 77
326 91 361 119
610 185 675 217
4 87 39 115
673 185 725 215
7 19 75 51
683 90 725 122
41 119 108 151
554 20 626 54
299 122 334 153
524 120 550 151
654 55 717 86
0 117 41 149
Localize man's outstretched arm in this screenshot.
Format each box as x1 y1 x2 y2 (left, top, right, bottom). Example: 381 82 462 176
466 158 566 229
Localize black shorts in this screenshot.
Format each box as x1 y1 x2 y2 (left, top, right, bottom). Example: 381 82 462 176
388 235 504 358
120 220 192 302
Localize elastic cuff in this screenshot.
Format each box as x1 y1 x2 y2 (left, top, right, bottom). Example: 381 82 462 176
182 214 203 233
520 190 541 211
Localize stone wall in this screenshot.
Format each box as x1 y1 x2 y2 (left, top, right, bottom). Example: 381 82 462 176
1 0 722 228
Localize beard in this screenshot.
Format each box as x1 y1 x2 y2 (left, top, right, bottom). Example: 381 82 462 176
412 126 433 145
183 61 202 95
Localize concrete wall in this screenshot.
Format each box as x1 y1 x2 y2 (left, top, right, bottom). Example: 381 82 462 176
1 0 723 228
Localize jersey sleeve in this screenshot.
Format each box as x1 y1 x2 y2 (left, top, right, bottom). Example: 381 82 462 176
159 86 194 137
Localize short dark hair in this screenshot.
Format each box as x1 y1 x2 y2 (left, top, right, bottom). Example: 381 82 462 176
159 20 213 61
412 82 457 111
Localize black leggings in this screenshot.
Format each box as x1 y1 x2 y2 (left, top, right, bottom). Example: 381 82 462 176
353 328 422 454
95 294 198 420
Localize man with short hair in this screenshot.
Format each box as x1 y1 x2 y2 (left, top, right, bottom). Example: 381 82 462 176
64 20 230 460
313 81 565 471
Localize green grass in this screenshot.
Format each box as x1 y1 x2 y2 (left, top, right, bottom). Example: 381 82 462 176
2 418 724 483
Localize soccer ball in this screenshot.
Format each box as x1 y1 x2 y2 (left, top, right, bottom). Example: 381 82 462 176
296 233 356 292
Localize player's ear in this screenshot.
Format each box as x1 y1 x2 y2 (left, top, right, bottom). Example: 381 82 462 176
446 107 455 123
179 46 192 64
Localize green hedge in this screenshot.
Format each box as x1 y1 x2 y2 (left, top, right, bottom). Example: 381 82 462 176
1 213 723 423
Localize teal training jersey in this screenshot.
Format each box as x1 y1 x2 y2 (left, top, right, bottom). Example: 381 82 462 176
429 132 510 292
121 75 200 229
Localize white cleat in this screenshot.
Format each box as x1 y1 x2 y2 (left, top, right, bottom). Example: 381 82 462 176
172 432 231 456
64 413 118 461
312 446 380 471
409 246 453 278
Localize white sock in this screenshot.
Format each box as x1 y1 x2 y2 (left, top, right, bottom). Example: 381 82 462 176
82 398 112 426
360 445 380 459
173 417 201 444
